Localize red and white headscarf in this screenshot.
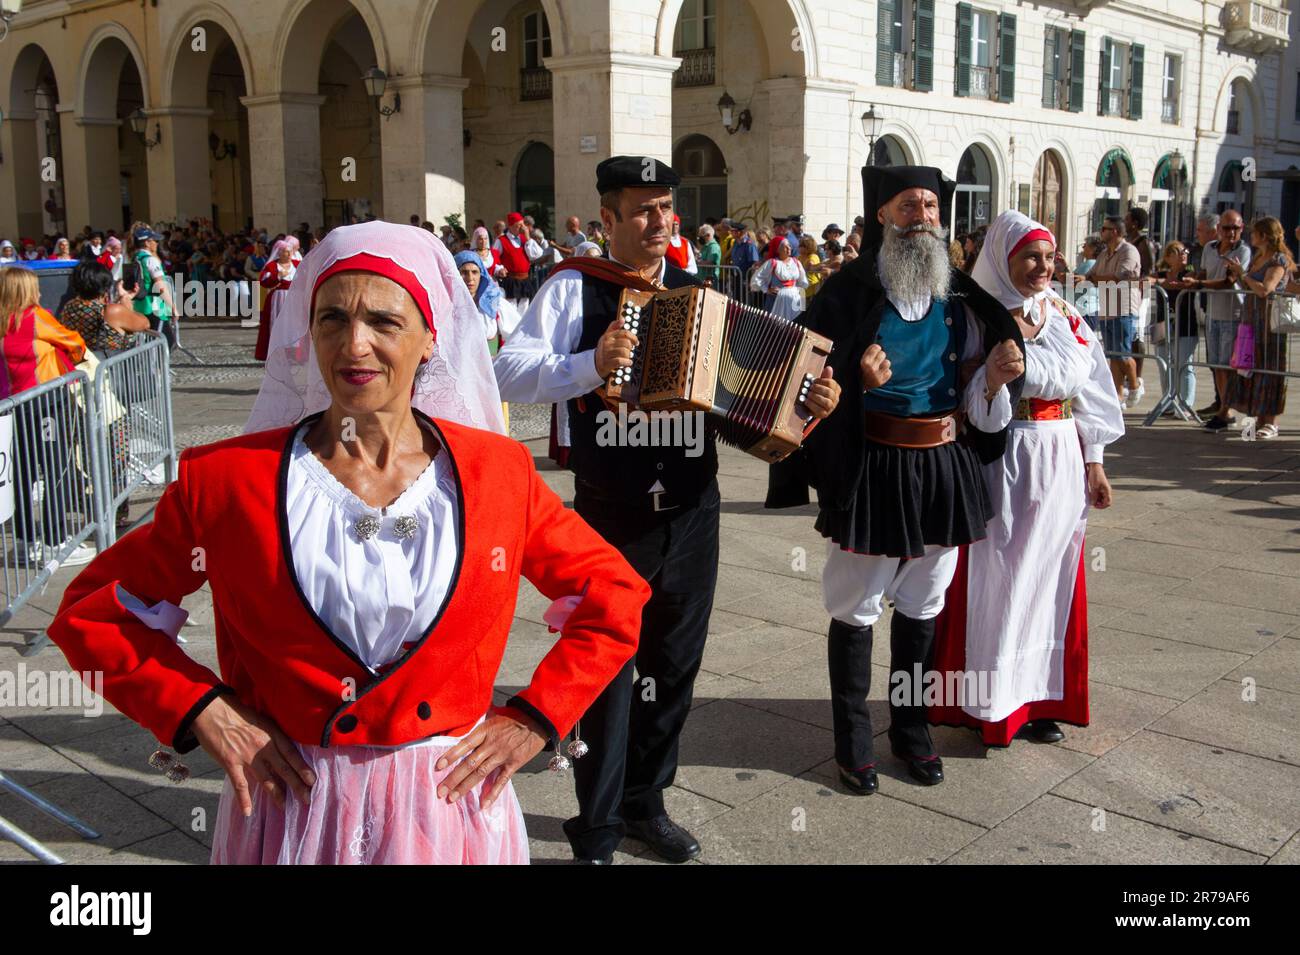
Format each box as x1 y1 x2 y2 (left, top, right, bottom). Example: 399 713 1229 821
245 221 505 435
970 210 1055 312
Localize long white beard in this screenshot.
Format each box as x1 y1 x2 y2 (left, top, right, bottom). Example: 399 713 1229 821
879 223 952 303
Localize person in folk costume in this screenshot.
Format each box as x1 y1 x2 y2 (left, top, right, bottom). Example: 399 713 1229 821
254 237 302 361
664 214 698 274
750 236 810 319
492 212 546 313
455 248 520 431
469 226 503 281
929 211 1123 747
766 165 1026 795
496 154 845 862
47 222 650 864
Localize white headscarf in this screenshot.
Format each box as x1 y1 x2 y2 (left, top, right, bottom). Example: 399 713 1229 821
245 221 506 435
970 210 1057 312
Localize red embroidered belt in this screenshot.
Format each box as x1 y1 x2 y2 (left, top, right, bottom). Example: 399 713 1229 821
1015 397 1073 421
771 279 797 288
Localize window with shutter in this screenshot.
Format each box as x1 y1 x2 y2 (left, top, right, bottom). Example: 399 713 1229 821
955 3 973 97
1099 38 1112 115
997 13 1016 102
914 0 935 92
1043 29 1059 109
877 0 899 86
1129 44 1144 120
1069 30 1085 112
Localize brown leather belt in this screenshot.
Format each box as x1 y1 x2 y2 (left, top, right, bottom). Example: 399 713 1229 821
863 410 963 449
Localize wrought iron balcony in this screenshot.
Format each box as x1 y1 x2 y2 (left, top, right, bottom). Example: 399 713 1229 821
1161 97 1179 124
520 67 552 102
1223 0 1290 53
969 65 995 100
1043 79 1070 110
674 47 716 88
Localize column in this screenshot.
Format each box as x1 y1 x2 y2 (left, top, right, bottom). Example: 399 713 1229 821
757 77 856 233
241 92 327 232
58 107 120 233
382 74 470 223
143 107 215 225
546 52 680 222
0 110 43 239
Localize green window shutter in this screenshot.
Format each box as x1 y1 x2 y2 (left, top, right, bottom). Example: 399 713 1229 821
1129 43 1144 120
1069 30 1085 112
913 0 935 92
1099 38 1112 115
997 13 1016 102
1042 31 1056 108
877 0 898 86
955 3 973 97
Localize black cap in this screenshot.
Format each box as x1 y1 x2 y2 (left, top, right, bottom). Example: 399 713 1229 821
861 165 955 248
596 156 681 194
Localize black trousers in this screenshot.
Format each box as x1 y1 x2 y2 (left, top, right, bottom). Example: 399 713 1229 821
563 480 719 859
827 613 937 768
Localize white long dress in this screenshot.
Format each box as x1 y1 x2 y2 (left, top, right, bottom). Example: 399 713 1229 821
750 257 809 320
960 294 1125 724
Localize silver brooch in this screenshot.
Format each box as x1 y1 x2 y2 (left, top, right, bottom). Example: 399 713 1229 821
354 515 381 541
392 515 419 540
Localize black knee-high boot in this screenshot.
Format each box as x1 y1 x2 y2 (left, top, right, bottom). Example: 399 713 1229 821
827 619 876 768
888 612 937 759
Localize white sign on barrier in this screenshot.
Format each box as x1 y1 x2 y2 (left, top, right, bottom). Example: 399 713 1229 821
0 413 13 522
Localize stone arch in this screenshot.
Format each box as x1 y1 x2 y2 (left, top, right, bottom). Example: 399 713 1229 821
655 0 816 78
275 0 390 94
78 21 151 118
415 0 568 76
1210 65 1261 136
163 4 258 105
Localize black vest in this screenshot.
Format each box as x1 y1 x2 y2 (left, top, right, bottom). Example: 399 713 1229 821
567 263 717 503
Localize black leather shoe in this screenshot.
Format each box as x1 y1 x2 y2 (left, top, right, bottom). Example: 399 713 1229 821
626 815 701 863
571 855 613 865
894 750 944 786
1023 719 1065 743
838 764 878 795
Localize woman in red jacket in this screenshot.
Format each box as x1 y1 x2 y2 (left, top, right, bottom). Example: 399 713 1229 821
253 236 300 360
49 222 650 864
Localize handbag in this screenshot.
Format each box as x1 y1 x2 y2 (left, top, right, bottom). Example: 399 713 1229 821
75 350 128 427
1268 294 1300 334
1229 322 1256 377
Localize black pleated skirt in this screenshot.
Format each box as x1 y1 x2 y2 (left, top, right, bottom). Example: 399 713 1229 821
815 439 994 559
499 275 538 301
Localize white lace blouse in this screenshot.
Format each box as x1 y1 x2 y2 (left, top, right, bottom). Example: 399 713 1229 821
284 420 460 672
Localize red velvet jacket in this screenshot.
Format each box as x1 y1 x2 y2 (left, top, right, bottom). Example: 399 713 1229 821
48 414 648 753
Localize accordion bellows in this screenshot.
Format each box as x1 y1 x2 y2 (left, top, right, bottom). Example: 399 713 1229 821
605 286 832 461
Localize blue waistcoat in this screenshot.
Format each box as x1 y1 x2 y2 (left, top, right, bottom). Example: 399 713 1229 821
862 297 967 417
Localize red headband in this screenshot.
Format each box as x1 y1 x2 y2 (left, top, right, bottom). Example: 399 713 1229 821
310 252 436 338
1008 228 1054 260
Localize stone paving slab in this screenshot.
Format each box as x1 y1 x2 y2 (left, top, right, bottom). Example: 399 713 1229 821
1150 680 1300 767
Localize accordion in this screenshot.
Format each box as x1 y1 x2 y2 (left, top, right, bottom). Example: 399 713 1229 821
603 285 832 461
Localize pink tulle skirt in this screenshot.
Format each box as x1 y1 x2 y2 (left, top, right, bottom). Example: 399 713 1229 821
210 727 529 865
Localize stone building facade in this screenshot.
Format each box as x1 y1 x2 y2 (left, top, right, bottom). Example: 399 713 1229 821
0 0 1292 256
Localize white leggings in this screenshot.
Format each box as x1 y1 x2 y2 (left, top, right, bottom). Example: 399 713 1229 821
822 542 959 628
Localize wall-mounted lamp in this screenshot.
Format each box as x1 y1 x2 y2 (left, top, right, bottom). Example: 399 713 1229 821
128 107 162 148
208 131 237 160
363 67 401 117
717 92 751 135
1 0 22 43
861 105 883 166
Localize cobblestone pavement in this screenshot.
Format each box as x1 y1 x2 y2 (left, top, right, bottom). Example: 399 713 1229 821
2 318 1297 865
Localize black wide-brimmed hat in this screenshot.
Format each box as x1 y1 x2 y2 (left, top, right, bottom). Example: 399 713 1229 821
861 165 955 248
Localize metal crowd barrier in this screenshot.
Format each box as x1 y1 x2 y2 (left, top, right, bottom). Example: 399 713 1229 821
1174 286 1298 422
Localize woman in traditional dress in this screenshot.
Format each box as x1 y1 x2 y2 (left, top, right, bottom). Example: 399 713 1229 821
1222 216 1292 440
749 237 809 320
470 226 502 280
48 222 649 864
455 249 519 430
664 214 698 274
930 211 1124 746
254 236 301 361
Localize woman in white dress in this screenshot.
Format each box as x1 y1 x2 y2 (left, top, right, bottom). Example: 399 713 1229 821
749 238 809 320
930 211 1124 746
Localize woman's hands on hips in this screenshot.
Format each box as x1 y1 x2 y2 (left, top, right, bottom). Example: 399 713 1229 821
435 708 548 810
192 694 317 817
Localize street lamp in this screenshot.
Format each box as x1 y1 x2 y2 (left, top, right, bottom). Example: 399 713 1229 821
861 105 883 166
1 0 22 44
716 91 751 135
128 107 162 148
363 67 401 117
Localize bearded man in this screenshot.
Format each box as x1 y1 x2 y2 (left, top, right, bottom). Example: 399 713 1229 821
767 165 1025 794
